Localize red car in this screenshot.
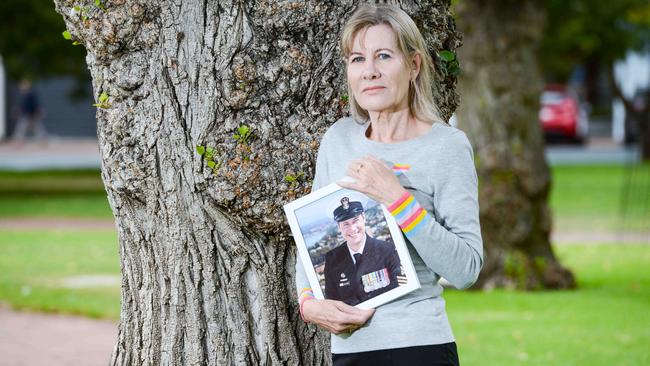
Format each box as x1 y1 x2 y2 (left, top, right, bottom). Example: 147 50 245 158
539 85 589 143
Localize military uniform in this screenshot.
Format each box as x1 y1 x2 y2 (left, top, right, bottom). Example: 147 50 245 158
323 197 402 306
324 235 401 306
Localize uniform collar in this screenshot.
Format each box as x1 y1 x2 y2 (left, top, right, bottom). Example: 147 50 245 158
348 234 367 264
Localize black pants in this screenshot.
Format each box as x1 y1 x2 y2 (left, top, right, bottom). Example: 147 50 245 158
332 342 460 366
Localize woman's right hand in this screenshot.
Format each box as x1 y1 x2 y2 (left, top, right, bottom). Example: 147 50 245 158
302 299 375 334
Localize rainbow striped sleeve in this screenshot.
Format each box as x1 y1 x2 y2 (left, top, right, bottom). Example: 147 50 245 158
388 191 430 236
391 163 411 176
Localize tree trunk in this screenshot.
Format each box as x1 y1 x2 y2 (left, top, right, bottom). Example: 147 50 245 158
607 67 650 161
53 1 460 364
629 107 650 161
455 0 576 290
641 113 650 161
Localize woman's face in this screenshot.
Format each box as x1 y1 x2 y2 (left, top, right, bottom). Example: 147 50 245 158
346 24 416 115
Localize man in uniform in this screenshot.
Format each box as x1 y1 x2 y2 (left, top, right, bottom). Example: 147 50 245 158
324 197 402 306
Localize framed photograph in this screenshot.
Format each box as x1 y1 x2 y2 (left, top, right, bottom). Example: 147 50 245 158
284 182 420 309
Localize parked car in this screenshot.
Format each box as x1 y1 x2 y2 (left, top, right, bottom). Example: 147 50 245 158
539 84 589 144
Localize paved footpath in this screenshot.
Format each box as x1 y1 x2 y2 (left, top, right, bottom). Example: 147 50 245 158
0 139 100 170
0 136 641 171
0 218 116 230
0 305 117 366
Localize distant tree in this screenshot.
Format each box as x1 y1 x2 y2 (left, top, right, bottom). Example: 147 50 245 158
0 0 87 82
455 0 576 290
541 0 650 159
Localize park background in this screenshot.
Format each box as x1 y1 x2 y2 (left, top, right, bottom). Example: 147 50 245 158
0 1 649 365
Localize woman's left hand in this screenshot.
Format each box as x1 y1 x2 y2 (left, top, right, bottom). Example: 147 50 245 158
338 156 407 206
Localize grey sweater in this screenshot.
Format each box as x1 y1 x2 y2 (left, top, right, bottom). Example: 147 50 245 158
295 117 483 354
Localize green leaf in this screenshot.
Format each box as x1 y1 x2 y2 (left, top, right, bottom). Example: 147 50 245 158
62 30 72 40
341 94 349 103
72 41 81 46
207 161 216 168
206 147 214 154
92 93 110 108
238 125 249 136
73 5 81 12
449 65 461 77
284 175 296 183
438 50 456 62
196 145 205 156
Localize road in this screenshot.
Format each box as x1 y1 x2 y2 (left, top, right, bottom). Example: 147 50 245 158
0 138 100 170
0 136 642 171
545 137 640 165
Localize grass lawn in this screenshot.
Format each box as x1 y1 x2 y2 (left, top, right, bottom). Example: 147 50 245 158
0 170 112 218
0 229 120 319
447 244 650 366
550 164 650 231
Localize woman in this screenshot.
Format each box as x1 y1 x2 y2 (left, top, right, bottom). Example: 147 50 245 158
295 4 483 365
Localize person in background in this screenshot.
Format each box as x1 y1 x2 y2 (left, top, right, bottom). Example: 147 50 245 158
12 79 47 142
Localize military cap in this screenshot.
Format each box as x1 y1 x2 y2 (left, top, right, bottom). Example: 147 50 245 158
333 196 364 222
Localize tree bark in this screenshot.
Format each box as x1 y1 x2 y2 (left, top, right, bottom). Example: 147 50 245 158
455 0 576 290
53 1 460 364
607 67 650 161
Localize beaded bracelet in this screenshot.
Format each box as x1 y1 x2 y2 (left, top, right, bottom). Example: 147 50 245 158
298 288 315 322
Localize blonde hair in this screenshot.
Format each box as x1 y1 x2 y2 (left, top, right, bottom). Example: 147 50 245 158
340 4 442 124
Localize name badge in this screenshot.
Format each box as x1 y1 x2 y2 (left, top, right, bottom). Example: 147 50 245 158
339 272 350 287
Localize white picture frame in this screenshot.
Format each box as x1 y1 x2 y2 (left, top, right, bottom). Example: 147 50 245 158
284 182 420 309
